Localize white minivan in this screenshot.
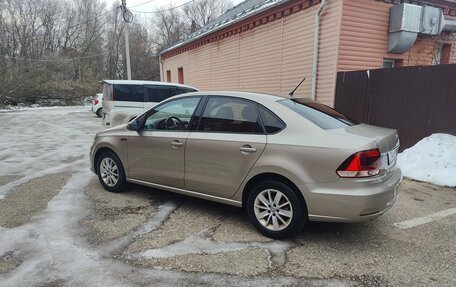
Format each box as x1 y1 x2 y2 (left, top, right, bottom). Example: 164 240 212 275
101 80 198 127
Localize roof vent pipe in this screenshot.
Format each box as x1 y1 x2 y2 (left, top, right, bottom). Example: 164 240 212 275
387 3 421 53
311 0 327 101
443 19 456 31
388 3 456 54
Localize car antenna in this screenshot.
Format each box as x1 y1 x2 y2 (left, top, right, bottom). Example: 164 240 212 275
289 77 306 97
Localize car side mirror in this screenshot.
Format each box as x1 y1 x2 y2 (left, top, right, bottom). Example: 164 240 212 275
127 119 139 131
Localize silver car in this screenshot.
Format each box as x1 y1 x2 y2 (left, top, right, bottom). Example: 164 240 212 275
90 91 402 239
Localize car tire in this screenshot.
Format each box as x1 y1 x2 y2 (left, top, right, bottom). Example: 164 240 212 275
247 180 307 239
96 108 103 118
96 151 126 193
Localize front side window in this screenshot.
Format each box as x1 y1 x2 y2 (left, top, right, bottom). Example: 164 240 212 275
143 97 200 131
198 97 263 133
279 98 359 130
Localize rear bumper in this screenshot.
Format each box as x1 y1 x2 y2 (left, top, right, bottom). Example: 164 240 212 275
302 168 402 222
91 104 102 113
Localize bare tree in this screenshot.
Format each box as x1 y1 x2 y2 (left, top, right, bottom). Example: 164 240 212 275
0 0 234 107
150 4 189 53
182 0 233 29
105 4 123 79
128 19 160 80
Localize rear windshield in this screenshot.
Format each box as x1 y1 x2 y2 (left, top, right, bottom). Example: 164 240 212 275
279 98 359 129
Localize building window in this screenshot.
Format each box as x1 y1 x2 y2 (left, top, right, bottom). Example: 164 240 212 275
383 59 395 68
432 43 451 65
432 44 443 65
383 58 403 68
441 44 451 64
166 70 171 82
178 67 184 84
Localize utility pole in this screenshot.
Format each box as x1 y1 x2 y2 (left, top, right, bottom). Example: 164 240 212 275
121 0 133 80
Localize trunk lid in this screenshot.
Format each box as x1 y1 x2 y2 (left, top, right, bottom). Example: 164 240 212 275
343 124 400 172
344 124 399 153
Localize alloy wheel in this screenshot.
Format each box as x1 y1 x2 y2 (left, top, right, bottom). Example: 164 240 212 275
253 189 293 231
99 157 119 187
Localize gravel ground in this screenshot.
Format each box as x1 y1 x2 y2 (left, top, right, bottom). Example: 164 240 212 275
0 172 72 228
0 254 21 274
0 175 21 187
0 108 455 286
80 178 159 245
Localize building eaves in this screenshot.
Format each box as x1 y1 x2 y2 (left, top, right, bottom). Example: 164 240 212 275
159 0 289 55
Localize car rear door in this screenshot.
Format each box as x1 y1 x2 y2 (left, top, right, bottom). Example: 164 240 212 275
184 96 267 198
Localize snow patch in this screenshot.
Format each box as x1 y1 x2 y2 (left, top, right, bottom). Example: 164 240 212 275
133 228 291 266
397 133 456 187
0 105 89 114
0 106 101 176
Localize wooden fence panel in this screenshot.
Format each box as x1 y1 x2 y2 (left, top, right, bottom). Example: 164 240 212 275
335 64 456 151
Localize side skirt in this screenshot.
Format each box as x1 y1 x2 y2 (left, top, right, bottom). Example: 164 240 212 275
126 178 243 207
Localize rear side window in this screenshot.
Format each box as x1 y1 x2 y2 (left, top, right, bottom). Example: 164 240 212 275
198 97 263 133
279 99 359 129
258 106 285 134
145 86 197 103
146 86 177 102
113 85 144 102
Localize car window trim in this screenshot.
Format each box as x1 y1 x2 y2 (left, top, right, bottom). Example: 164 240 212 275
195 95 267 135
190 95 208 131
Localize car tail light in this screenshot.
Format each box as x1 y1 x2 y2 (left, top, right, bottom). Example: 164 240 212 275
110 88 114 101
336 148 381 178
94 99 99 105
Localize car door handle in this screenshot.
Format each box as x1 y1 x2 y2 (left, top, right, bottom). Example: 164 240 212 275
240 145 257 154
170 140 184 149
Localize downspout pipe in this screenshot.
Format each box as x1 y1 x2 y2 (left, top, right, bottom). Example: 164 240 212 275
311 0 327 101
159 54 164 82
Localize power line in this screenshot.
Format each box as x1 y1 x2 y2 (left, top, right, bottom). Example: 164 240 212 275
3 50 117 62
128 0 156 9
129 0 196 13
67 6 120 30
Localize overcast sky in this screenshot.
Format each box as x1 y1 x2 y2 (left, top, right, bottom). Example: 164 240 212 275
104 0 244 13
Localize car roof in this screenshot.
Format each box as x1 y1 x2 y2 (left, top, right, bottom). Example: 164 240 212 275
172 90 296 104
102 80 197 90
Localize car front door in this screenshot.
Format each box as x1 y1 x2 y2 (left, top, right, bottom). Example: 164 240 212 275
127 96 202 189
185 96 267 198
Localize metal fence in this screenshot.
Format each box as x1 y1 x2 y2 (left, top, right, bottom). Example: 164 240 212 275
334 64 456 151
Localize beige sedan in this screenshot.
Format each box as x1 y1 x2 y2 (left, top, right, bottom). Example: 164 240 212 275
90 91 402 239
